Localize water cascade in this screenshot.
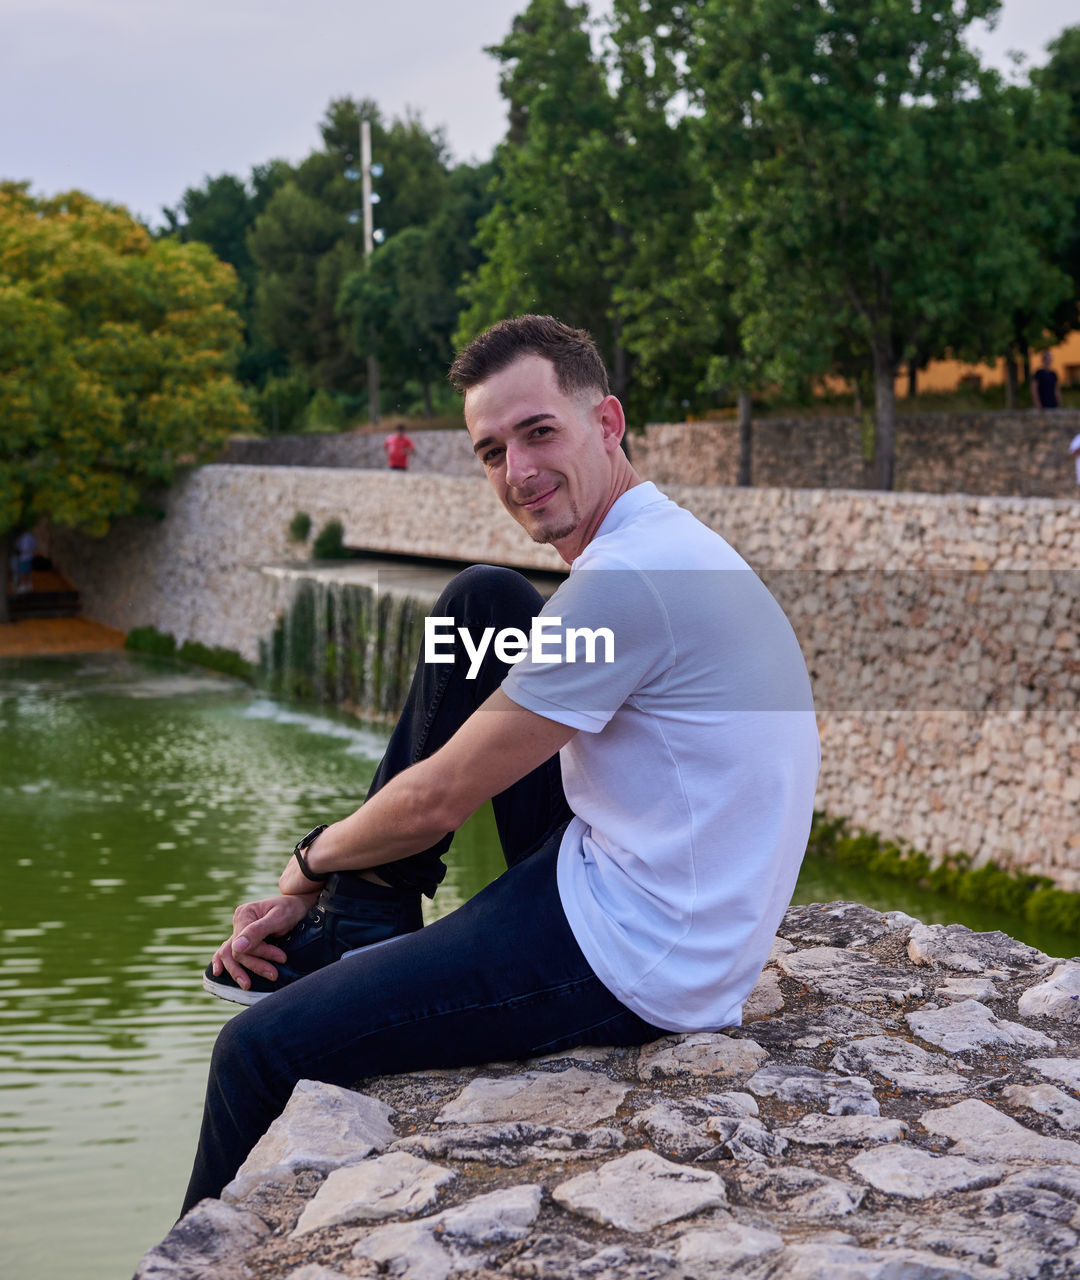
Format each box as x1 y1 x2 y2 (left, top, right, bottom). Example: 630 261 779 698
259 564 438 721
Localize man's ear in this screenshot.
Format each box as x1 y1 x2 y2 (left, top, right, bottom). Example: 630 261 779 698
597 395 626 452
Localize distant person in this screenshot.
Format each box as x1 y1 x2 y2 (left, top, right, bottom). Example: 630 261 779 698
1069 433 1080 488
384 424 416 471
1032 351 1061 410
13 529 35 594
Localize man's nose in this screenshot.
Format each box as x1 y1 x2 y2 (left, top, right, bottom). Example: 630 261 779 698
505 442 538 487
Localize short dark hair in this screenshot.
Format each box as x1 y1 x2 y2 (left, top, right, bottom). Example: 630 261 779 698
448 314 610 399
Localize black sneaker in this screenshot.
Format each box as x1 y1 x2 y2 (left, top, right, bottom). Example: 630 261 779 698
202 875 424 1005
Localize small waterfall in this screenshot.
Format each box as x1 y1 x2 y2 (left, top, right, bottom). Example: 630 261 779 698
258 566 434 722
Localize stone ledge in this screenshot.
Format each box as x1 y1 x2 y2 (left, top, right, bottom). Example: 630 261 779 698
137 900 1080 1280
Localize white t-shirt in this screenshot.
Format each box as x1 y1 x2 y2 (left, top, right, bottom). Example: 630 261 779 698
502 482 820 1032
1070 434 1080 484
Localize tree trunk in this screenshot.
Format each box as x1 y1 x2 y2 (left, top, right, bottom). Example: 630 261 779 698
853 379 862 418
422 381 433 418
1004 354 1018 409
907 361 918 399
0 532 11 626
737 389 753 487
871 339 897 491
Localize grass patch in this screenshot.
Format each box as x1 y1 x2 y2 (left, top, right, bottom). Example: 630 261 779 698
125 626 254 683
808 811 1080 940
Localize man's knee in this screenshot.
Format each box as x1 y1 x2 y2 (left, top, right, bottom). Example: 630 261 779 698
436 565 545 630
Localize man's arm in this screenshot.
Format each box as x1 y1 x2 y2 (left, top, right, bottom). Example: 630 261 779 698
276 688 576 893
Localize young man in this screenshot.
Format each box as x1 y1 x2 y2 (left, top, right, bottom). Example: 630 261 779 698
184 316 819 1212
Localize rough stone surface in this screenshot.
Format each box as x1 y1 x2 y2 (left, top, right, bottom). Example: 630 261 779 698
140 905 1080 1280
743 966 785 1018
134 1199 270 1279
778 946 924 1005
292 1151 455 1235
1017 963 1080 1022
777 901 896 948
848 1144 1005 1198
906 999 1057 1053
636 1032 768 1079
748 1063 879 1115
776 1113 908 1147
1003 1083 1080 1130
830 1035 970 1095
433 1066 630 1127
235 1079 395 1179
552 1149 727 1232
907 923 1050 975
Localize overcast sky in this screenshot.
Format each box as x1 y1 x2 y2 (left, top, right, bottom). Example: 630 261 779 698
1 0 1076 228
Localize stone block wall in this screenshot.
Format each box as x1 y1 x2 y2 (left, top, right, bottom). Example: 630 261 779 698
632 410 1080 497
220 429 479 476
43 468 1080 890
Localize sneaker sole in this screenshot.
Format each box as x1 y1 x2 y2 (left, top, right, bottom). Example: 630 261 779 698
202 974 274 1006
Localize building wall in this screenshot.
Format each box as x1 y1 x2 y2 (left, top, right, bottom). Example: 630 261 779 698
43 467 1080 891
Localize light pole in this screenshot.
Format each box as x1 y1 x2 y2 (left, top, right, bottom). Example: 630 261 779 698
360 118 380 424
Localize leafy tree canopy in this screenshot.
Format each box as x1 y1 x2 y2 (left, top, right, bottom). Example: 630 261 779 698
0 184 250 562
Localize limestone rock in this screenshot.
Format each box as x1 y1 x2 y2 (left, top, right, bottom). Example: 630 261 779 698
743 967 785 1019
920 1097 1080 1164
1017 963 1080 1023
632 1100 717 1158
552 1149 727 1233
830 1035 969 1095
284 1268 349 1280
748 1062 879 1115
674 1222 784 1273
507 1236 681 1280
778 947 924 1005
905 999 1056 1053
134 1199 270 1279
292 1151 455 1235
907 923 1049 974
434 1066 630 1127
1027 1056 1080 1094
777 1113 908 1148
738 1164 865 1217
220 1163 296 1206
1003 1083 1080 1130
636 1032 768 1080
748 1006 886 1050
848 1144 1005 1198
394 1120 625 1165
778 901 895 948
711 1115 789 1161
750 1242 1008 1279
352 1184 542 1280
938 976 1001 1002
235 1079 395 1179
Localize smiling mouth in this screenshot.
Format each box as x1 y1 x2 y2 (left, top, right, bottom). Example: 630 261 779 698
516 486 557 510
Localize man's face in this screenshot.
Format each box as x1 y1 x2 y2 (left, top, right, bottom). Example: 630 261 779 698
464 355 622 563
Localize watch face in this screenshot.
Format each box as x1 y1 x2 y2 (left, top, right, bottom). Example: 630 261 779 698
297 824 327 852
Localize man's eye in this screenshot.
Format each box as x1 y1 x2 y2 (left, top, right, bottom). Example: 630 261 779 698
532 425 553 438
482 448 504 465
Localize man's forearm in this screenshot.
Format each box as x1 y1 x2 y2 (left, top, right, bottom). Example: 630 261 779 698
278 757 463 895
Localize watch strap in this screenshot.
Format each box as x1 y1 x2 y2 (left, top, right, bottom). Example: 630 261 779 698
293 824 330 883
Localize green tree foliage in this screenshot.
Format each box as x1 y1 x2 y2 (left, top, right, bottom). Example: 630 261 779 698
162 162 292 386
250 99 454 396
455 0 622 386
0 184 250 616
684 0 1077 488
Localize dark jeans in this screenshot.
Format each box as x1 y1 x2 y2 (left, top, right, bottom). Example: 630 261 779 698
182 566 665 1213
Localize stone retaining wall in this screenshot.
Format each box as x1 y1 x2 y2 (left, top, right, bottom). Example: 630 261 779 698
42 468 1080 889
137 904 1080 1280
222 409 1080 498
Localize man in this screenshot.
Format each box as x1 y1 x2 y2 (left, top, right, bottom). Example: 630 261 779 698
384 423 416 470
184 316 819 1212
1032 350 1061 410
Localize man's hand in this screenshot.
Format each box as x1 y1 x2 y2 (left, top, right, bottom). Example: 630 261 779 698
209 892 319 991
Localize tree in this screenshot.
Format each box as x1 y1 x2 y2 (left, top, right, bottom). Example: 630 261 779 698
162 162 292 386
0 185 250 620
455 0 622 384
685 0 1074 489
250 99 454 397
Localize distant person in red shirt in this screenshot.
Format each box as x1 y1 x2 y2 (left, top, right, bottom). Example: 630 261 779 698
384 424 416 470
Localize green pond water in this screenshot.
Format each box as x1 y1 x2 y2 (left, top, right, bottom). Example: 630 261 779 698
0 653 1071 1279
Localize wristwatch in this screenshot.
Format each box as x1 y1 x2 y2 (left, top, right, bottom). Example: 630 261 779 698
293 824 330 883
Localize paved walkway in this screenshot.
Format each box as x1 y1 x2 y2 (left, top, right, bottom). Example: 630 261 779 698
0 617 126 657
